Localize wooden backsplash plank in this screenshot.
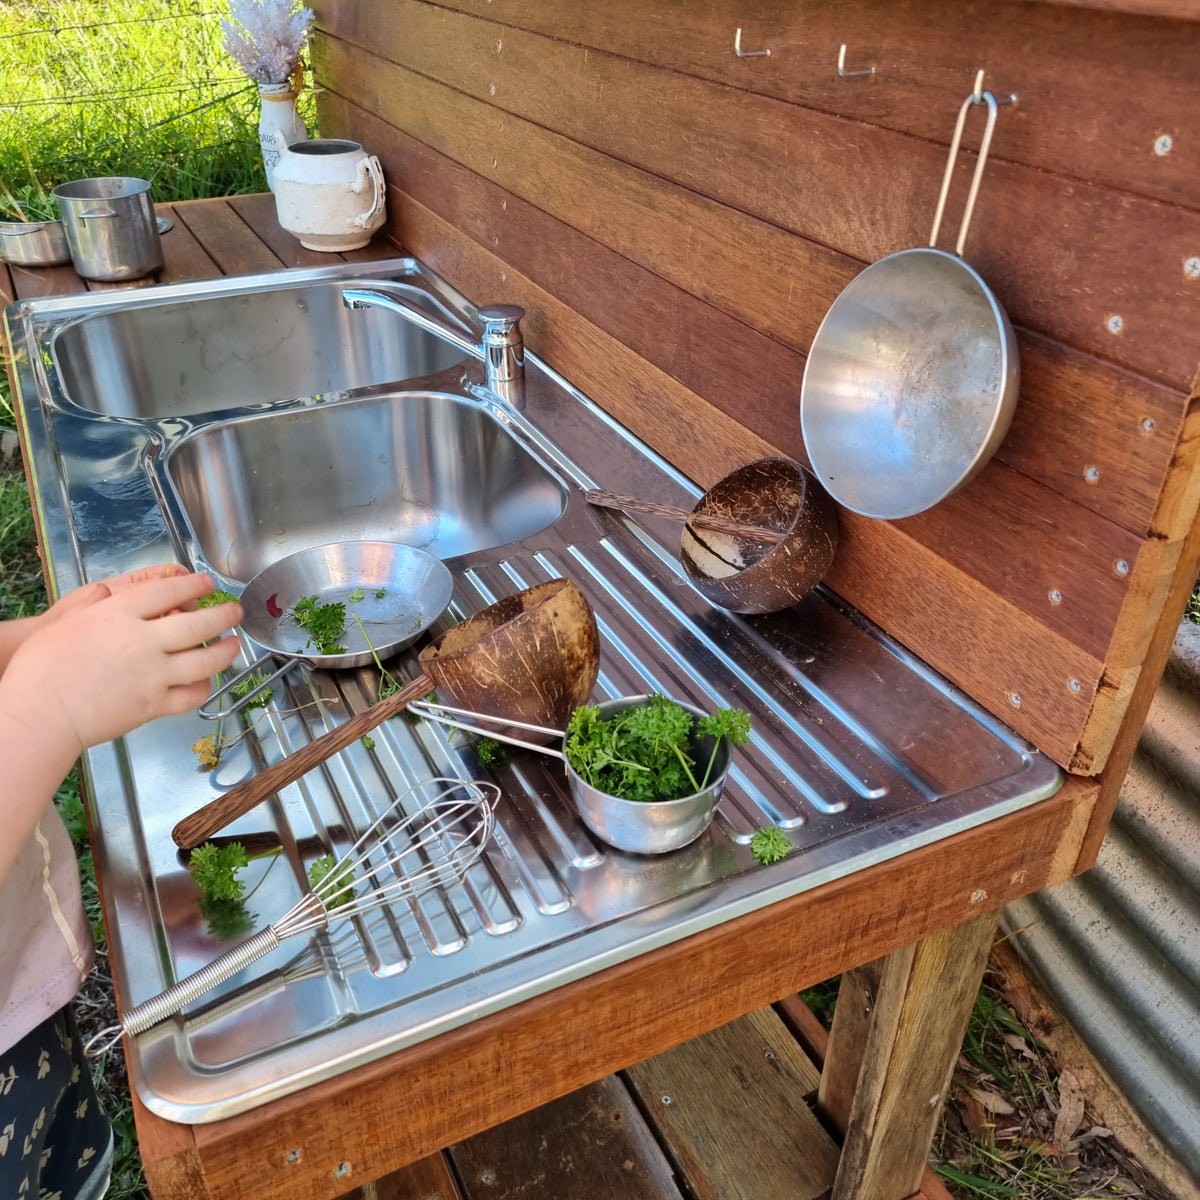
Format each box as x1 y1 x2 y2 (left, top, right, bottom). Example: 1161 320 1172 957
315 62 1185 543
422 0 1198 211
824 514 1104 769
317 2 1200 391
893 461 1141 663
1003 335 1188 540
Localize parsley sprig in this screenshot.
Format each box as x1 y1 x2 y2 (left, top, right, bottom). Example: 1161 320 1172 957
564 694 750 802
308 854 356 909
750 826 791 866
188 839 281 938
197 588 239 609
293 594 346 654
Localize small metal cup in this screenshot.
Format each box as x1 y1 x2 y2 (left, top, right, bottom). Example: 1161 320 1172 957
564 696 731 855
408 692 734 855
52 177 164 281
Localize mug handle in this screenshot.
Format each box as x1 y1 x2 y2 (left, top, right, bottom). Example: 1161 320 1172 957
347 155 386 228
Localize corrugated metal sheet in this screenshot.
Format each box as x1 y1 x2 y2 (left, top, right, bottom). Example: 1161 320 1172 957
1003 618 1200 1182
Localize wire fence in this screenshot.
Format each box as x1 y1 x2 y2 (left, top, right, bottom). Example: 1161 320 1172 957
0 3 305 206
0 9 219 41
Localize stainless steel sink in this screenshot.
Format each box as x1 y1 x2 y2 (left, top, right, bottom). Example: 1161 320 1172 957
51 276 469 420
5 255 1063 1126
164 388 568 583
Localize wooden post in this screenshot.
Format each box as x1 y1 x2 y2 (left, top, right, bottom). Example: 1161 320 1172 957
822 914 998 1200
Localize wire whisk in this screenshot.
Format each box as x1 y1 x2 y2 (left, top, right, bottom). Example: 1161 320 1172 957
85 777 499 1057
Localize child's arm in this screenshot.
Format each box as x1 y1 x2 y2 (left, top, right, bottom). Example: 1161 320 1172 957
0 571 242 883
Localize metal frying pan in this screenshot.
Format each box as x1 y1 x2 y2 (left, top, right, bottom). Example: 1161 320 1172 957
800 85 1018 521
201 540 454 717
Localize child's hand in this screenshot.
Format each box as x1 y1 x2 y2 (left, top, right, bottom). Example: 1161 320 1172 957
16 563 194 644
3 572 242 758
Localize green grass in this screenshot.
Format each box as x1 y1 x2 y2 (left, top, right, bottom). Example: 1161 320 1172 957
0 0 315 210
0 466 43 618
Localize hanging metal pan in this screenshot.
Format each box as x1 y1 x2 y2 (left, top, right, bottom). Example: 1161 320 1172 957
201 540 454 717
800 88 1018 521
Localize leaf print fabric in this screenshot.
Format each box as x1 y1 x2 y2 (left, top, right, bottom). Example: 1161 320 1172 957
0 1008 111 1200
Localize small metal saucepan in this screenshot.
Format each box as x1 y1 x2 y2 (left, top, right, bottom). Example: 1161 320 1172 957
201 540 454 718
0 219 71 266
410 694 732 855
800 86 1018 521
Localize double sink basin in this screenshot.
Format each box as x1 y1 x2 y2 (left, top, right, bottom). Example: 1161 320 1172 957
6 257 1062 1122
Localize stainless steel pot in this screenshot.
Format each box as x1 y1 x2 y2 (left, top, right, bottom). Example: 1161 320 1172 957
52 176 164 281
0 219 71 266
800 87 1018 520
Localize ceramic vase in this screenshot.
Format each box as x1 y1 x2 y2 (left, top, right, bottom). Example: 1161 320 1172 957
271 134 387 251
258 83 308 192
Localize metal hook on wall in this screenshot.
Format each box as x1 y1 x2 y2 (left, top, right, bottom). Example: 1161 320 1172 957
734 28 771 58
972 68 1017 106
837 44 875 78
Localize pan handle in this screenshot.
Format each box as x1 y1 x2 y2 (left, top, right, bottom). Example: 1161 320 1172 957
408 699 567 760
199 653 294 720
928 88 999 259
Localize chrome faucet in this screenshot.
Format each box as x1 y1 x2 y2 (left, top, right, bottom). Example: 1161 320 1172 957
342 288 524 390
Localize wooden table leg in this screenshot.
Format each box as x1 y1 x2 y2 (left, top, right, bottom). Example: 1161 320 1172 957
820 912 998 1200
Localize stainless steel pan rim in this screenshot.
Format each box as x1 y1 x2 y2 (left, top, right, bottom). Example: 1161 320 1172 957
201 540 454 718
799 87 1019 521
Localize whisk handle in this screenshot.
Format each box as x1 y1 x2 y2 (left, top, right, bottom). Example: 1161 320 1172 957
171 673 435 849
84 925 286 1057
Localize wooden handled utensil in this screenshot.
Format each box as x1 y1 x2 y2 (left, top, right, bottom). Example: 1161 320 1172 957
584 489 785 544
172 675 434 849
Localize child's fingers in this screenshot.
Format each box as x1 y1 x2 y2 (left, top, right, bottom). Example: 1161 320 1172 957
104 562 188 592
157 605 244 655
161 678 223 716
164 637 242 689
125 572 224 619
45 581 111 623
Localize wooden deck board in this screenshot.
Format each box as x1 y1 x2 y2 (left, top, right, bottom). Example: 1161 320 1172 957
626 1006 839 1200
449 1075 684 1200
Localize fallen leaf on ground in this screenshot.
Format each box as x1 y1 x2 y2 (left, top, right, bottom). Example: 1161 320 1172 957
963 1085 1015 1115
1053 1068 1086 1146
1001 1030 1036 1058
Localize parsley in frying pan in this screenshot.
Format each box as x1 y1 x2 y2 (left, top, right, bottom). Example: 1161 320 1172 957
292 594 346 655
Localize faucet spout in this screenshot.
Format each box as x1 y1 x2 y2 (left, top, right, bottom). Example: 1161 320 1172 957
342 288 524 391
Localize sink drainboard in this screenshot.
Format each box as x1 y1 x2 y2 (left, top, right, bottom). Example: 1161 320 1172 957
124 527 1060 1124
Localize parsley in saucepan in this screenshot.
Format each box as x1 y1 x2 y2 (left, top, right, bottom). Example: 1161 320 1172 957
564 694 750 802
